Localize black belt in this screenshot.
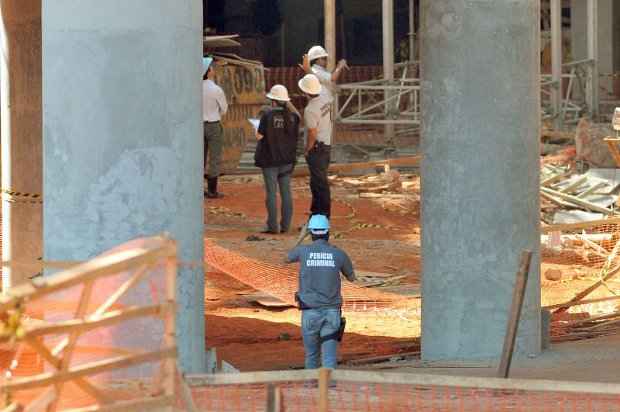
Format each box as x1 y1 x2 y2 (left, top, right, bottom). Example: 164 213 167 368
313 142 331 149
205 120 220 124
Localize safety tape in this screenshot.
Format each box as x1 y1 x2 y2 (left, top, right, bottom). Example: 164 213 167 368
1 188 43 204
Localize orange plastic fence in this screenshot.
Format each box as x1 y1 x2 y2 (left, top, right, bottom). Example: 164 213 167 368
186 372 620 412
204 239 414 311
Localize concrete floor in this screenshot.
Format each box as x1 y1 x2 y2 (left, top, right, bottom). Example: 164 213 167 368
396 334 620 383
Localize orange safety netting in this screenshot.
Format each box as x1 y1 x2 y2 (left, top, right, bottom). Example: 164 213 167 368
204 239 413 311
542 223 620 275
187 380 620 412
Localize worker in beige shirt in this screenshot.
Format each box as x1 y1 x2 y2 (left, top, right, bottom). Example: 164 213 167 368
299 74 333 218
203 56 228 198
301 45 348 103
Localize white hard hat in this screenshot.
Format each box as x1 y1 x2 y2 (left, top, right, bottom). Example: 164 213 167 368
266 84 290 102
307 45 328 61
298 74 322 96
614 107 620 131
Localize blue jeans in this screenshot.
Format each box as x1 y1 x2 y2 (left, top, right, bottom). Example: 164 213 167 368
301 307 341 369
261 164 294 232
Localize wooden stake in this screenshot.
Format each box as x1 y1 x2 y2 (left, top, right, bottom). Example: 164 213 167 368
497 250 532 379
318 368 332 412
265 384 282 412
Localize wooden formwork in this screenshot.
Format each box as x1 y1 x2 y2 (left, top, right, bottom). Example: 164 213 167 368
0 236 178 412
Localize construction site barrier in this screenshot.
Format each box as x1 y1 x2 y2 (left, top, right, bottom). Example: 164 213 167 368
184 368 620 412
0 235 178 411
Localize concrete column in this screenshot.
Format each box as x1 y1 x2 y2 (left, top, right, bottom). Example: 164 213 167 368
572 0 614 105
0 0 43 289
382 0 395 146
324 0 336 71
587 0 599 118
42 0 205 373
409 0 416 63
420 0 541 360
550 0 562 127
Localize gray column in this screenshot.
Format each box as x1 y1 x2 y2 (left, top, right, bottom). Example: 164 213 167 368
382 0 395 146
0 0 43 289
587 0 599 118
420 0 541 360
572 0 614 105
324 0 336 71
550 0 562 128
42 0 205 373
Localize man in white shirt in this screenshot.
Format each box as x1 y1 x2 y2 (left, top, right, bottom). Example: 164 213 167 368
301 45 348 102
203 56 228 199
298 74 333 218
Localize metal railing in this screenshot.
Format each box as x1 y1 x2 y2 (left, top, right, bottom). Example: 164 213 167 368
334 61 420 127
335 59 605 129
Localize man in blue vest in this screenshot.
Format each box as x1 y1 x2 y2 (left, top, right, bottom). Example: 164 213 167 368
286 214 356 369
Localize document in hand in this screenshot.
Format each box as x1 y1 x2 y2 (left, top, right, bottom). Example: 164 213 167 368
248 118 260 132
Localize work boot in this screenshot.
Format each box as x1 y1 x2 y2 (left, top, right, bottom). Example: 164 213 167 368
205 177 223 199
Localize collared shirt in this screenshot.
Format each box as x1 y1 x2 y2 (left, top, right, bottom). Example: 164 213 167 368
287 239 356 309
203 79 228 122
304 94 333 145
311 64 334 102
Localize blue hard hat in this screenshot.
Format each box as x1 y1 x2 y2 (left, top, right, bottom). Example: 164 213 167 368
203 57 213 75
308 214 330 234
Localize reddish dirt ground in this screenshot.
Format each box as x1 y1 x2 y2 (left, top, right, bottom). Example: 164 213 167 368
204 174 620 371
204 175 422 370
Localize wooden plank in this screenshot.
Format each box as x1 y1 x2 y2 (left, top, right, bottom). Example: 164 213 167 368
318 368 331 412
23 387 56 412
186 368 620 396
162 244 177 406
265 384 282 412
52 264 151 357
186 370 318 386
25 303 172 338
331 370 620 395
179 374 198 412
541 216 620 233
0 244 173 312
1 347 177 392
498 250 532 379
544 295 620 310
541 171 571 187
540 187 615 215
604 138 620 167
62 395 175 412
559 176 588 194
23 339 113 405
540 190 578 209
577 181 607 198
344 350 420 366
292 156 421 177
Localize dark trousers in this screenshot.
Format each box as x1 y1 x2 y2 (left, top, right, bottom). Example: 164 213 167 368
204 122 223 178
306 143 331 218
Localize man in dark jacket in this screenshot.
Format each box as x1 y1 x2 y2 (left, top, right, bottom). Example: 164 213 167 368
255 84 300 234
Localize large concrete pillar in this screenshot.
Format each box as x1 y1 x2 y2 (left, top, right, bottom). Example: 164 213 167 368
382 0 395 147
42 0 206 373
0 0 43 289
324 0 336 71
550 0 562 128
572 0 614 105
420 0 541 360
